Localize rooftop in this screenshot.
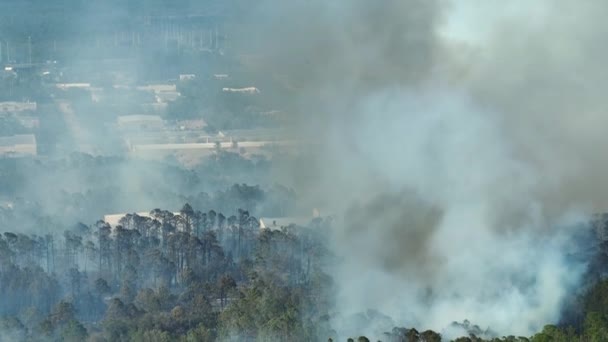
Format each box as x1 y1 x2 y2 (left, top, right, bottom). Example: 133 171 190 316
0 101 37 112
222 87 260 94
0 134 36 146
137 84 177 93
259 217 312 230
55 83 91 89
117 115 164 124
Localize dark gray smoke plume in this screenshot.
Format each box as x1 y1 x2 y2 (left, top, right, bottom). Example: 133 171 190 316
236 0 608 338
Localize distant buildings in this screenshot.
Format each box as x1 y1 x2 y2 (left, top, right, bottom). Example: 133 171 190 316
117 115 164 131
179 74 196 81
222 87 260 94
55 83 91 90
0 134 37 156
137 84 177 93
0 101 37 113
137 83 181 104
176 119 207 131
125 128 296 162
259 217 311 230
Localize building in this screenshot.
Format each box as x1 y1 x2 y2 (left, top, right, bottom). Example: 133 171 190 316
136 84 181 103
155 91 181 103
218 128 289 141
0 101 37 113
55 83 91 90
259 217 312 230
176 119 207 130
130 140 294 153
179 74 196 81
222 87 260 94
117 115 164 131
137 84 177 93
0 134 37 156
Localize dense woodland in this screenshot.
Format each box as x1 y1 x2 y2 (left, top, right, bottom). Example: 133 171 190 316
2 197 608 341
0 202 334 341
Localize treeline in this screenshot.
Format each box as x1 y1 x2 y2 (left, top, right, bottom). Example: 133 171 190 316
0 203 333 341
3 204 608 340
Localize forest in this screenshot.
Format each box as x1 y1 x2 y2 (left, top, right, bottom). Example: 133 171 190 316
2 195 608 341
0 200 335 341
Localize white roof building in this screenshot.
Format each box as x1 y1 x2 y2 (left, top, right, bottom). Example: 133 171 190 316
259 217 312 230
0 134 37 156
222 87 260 94
179 74 196 81
0 101 37 113
137 84 177 93
56 83 91 90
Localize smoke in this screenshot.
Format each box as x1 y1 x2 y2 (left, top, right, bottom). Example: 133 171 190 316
1 0 606 338
323 87 587 337
240 0 608 337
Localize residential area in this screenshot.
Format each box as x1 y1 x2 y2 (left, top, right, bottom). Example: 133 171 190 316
0 45 295 164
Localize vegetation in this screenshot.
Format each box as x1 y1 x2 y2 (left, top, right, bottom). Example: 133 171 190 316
165 77 277 130
2 1 608 341
0 201 334 341
0 198 608 341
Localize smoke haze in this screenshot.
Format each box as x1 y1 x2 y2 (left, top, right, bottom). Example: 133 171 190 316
1 0 608 340
237 0 608 337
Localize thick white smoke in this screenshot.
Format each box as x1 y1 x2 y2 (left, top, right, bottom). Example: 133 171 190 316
237 0 608 338
326 87 587 337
